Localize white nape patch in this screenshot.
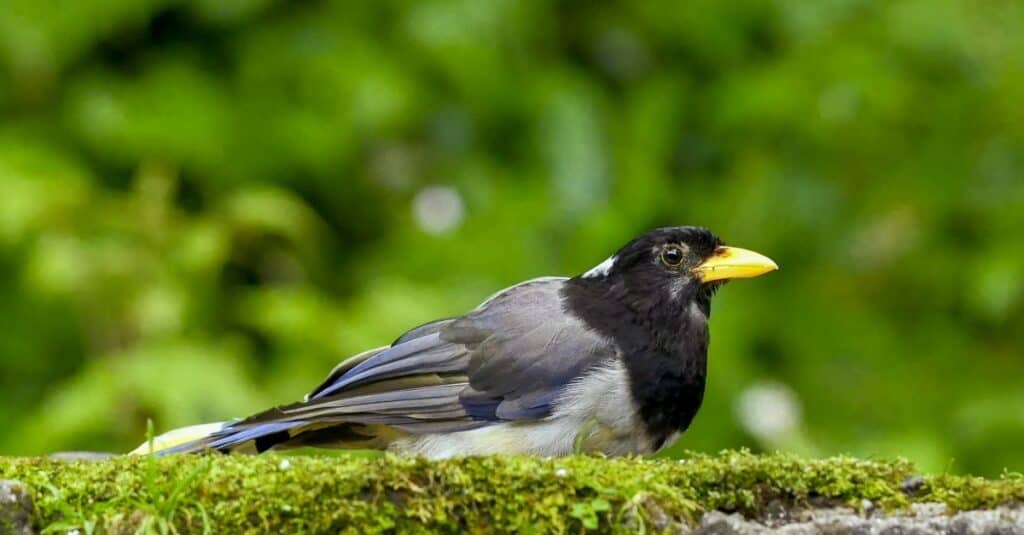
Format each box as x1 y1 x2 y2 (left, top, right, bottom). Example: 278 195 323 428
583 255 617 278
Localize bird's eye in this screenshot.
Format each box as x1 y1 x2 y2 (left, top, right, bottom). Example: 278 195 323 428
661 246 684 267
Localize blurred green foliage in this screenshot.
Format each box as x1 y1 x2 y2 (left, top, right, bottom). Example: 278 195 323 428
1 0 1022 475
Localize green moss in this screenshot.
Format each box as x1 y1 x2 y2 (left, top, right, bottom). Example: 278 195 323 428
1 450 1022 533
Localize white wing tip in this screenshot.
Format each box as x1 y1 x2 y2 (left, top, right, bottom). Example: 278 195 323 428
128 421 227 455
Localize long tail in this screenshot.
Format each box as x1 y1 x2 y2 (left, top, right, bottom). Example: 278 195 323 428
129 422 230 455
128 416 410 455
129 420 309 456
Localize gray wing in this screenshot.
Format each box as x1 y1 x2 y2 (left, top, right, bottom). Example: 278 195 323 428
272 277 619 431
446 278 618 419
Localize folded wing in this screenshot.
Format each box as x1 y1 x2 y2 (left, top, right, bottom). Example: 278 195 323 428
167 277 618 453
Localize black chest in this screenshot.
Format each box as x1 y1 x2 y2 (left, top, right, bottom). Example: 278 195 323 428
620 314 708 445
563 279 711 444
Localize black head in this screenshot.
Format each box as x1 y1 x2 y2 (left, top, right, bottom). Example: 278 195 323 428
577 226 776 313
564 226 777 444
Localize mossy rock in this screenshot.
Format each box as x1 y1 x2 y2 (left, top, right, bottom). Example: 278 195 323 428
0 450 1022 533
0 479 35 535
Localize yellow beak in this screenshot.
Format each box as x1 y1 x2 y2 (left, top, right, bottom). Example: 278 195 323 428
693 246 778 283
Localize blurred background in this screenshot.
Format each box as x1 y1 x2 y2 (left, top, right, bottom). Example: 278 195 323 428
1 0 1022 475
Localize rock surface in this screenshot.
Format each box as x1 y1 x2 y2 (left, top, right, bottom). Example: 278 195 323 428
695 503 1024 534
5 474 1024 535
2 452 1022 533
48 451 115 462
0 480 34 535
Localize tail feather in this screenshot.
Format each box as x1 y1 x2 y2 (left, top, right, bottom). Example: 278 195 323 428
131 420 314 455
131 418 411 455
202 421 307 453
129 422 230 455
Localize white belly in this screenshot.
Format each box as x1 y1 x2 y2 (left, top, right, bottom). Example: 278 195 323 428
389 360 666 459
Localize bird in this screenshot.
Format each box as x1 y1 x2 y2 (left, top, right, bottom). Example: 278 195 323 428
133 226 777 459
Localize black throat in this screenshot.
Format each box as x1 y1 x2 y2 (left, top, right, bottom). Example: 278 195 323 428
562 276 712 444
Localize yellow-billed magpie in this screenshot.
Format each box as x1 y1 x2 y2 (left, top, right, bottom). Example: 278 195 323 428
134 226 777 458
